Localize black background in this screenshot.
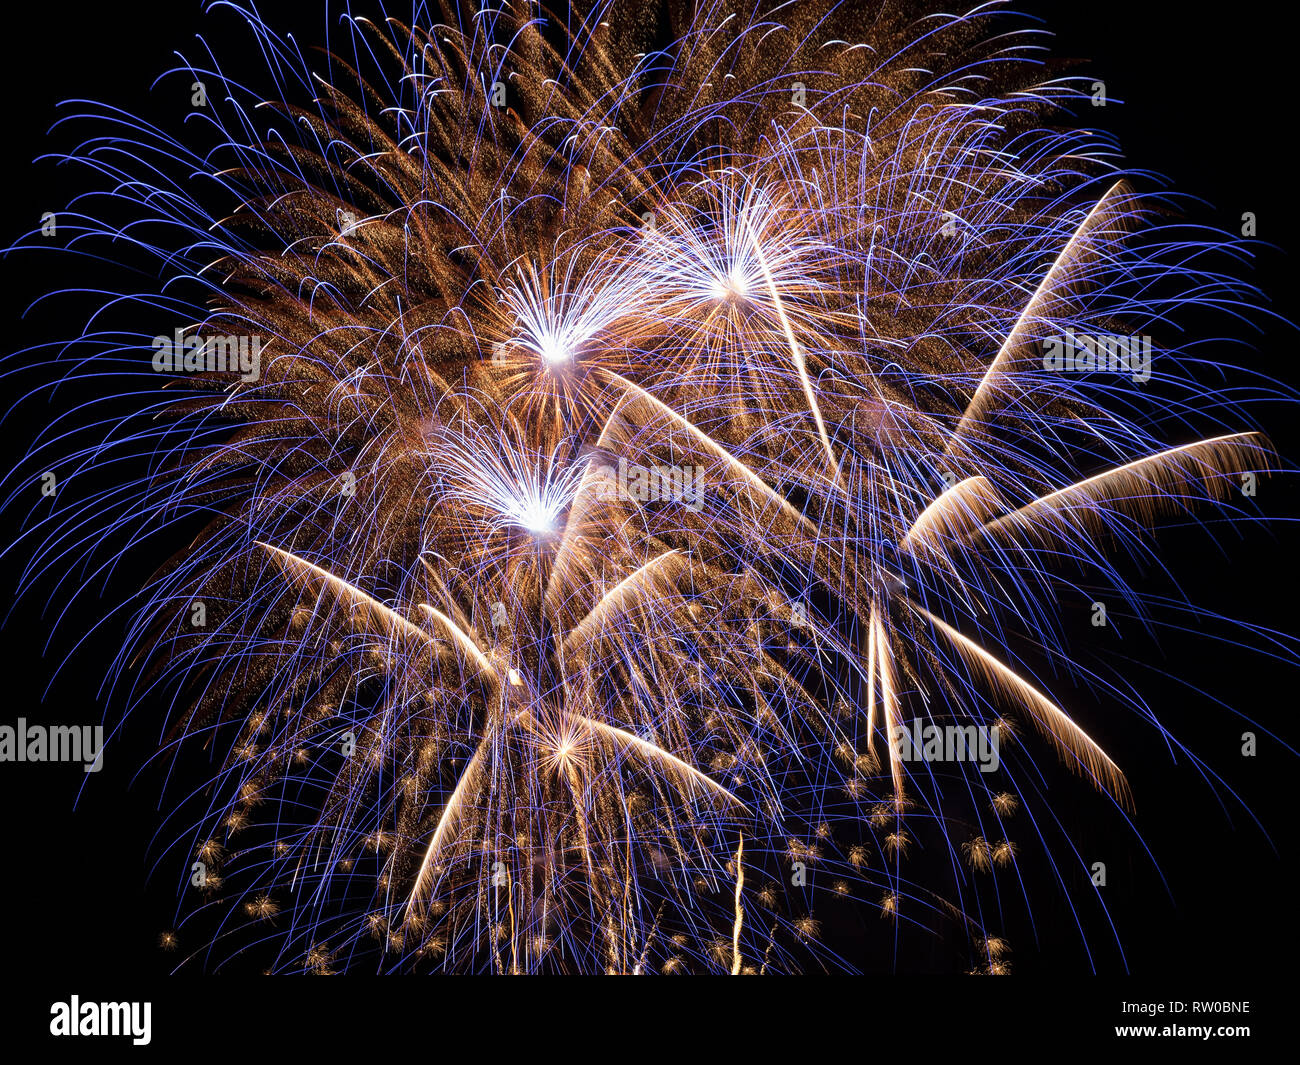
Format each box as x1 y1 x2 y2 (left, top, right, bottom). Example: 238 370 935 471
0 0 1293 1024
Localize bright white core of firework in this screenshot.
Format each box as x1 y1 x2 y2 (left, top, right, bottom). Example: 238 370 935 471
512 496 559 534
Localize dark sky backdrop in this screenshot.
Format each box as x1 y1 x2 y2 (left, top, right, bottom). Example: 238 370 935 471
0 0 1293 1001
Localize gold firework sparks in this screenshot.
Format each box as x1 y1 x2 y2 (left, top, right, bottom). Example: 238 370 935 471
11 0 1285 975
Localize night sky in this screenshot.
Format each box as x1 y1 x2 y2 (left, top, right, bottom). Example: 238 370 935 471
0 0 1292 1044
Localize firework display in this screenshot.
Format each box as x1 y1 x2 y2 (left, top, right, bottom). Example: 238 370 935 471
2 0 1292 982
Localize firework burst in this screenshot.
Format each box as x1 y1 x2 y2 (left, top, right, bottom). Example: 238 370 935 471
4 0 1291 974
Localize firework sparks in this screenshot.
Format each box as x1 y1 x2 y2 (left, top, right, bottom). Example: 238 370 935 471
5 0 1290 974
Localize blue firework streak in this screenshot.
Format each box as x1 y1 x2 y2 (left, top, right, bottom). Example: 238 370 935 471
3 0 1295 974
